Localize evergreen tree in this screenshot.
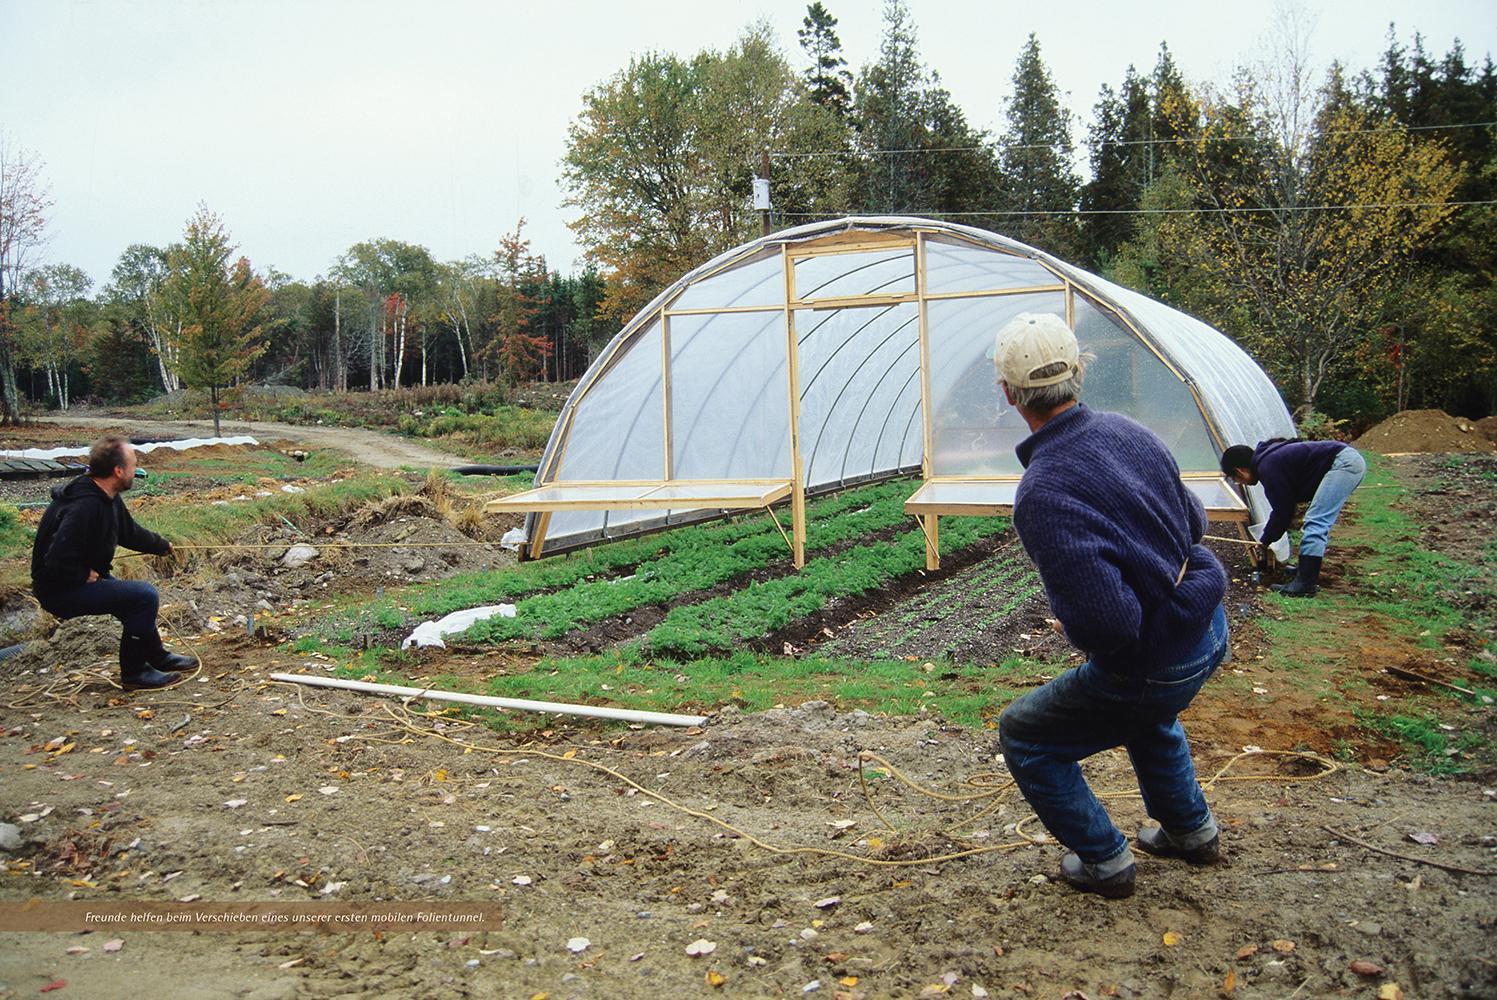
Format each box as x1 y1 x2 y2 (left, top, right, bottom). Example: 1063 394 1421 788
852 0 931 213
997 33 1081 257
798 2 851 117
1079 67 1153 267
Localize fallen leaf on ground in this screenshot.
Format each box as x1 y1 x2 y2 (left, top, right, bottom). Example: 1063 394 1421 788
1378 985 1404 1000
1407 831 1438 846
102 939 123 953
1162 931 1181 946
1234 944 1258 959
284 793 303 803
839 977 859 987
705 970 726 987
39 981 66 993
814 896 840 909
566 937 589 953
1350 961 1384 976
1271 939 1295 953
1222 969 1236 993
685 938 717 957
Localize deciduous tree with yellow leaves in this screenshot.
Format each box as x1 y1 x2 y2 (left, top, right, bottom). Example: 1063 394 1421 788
1144 70 1460 417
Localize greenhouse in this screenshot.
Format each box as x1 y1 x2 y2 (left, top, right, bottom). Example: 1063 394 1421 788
489 217 1295 568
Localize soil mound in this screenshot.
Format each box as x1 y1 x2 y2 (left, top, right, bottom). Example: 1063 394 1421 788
1476 415 1497 444
1353 408 1496 454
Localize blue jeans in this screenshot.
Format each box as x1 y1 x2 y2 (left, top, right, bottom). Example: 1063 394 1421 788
37 578 162 644
1299 447 1365 558
998 604 1229 863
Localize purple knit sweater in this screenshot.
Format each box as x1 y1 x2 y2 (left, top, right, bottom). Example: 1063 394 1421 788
1251 439 1348 546
1013 405 1228 673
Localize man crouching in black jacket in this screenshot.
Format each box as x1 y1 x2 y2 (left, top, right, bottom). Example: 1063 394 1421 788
31 435 194 690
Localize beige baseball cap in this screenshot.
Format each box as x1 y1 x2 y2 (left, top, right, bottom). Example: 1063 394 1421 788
993 312 1079 388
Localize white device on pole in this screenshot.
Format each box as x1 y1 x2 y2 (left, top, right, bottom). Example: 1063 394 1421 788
752 177 771 210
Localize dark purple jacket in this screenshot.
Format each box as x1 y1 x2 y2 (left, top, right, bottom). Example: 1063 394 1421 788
1013 405 1227 674
1251 439 1348 546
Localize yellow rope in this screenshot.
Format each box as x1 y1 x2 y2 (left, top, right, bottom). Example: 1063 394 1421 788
344 698 1339 869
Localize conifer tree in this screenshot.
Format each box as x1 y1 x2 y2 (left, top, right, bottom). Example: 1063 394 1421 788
798 2 852 117
997 33 1081 257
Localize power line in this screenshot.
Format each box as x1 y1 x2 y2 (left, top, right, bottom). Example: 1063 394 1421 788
768 120 1497 159
778 200 1496 218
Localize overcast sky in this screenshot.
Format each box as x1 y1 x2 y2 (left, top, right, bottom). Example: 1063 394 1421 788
2 0 1491 289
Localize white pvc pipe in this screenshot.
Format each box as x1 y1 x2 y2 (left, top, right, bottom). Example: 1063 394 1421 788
269 673 709 728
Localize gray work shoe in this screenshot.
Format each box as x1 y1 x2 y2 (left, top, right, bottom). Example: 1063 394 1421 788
1059 852 1136 898
1136 825 1222 865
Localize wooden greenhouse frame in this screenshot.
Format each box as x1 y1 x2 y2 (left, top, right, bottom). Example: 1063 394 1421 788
487 227 1250 568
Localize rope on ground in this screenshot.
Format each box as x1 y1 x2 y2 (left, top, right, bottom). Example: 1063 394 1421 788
329 694 1342 868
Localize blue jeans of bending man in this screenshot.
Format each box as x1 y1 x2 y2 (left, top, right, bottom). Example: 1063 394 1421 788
999 604 1229 866
37 578 163 645
1299 447 1366 559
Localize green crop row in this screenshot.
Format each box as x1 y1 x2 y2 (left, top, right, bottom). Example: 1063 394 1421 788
390 478 910 622
639 514 1011 659
460 480 921 643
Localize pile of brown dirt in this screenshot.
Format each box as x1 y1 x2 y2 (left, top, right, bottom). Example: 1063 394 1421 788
1476 415 1497 444
1352 408 1496 454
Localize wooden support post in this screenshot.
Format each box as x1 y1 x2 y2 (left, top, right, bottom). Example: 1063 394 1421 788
923 513 940 570
915 233 939 570
782 245 806 568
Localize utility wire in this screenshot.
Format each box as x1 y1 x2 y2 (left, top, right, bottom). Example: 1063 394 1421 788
768 120 1497 159
779 199 1496 218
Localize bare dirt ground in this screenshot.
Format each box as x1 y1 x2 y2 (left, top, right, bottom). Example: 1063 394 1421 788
1 454 1494 999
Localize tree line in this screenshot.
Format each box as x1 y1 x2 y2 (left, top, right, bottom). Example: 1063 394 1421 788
564 1 1496 424
0 188 609 427
0 1 1492 428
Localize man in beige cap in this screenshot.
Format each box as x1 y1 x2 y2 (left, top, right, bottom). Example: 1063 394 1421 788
993 312 1229 898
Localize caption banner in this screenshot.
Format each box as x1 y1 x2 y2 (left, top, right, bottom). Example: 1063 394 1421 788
0 901 504 932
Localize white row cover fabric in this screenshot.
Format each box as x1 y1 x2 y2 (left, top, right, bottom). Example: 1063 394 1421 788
525 218 1294 555
1 436 260 461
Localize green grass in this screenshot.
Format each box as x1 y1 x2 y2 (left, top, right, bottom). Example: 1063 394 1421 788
133 449 348 495
319 645 1051 732
0 503 33 589
1353 708 1484 775
1259 455 1484 650
146 472 411 546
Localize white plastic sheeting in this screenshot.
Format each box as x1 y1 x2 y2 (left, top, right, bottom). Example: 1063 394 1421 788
401 604 517 650
522 217 1294 554
1 435 260 461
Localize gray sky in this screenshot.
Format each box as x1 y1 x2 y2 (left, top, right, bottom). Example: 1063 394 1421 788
2 0 1491 289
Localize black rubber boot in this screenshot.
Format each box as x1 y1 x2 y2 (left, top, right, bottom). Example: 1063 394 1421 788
1272 554 1322 597
147 647 196 672
120 634 182 691
1136 825 1223 865
1059 852 1136 899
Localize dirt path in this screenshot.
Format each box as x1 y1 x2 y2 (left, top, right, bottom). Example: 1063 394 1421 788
30 414 474 471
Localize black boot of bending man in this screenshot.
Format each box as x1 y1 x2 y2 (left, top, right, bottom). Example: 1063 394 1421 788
1272 554 1322 597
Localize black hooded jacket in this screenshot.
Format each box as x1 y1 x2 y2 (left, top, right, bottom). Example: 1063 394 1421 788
30 476 170 600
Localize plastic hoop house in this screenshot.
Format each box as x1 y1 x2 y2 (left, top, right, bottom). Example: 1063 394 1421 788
489 217 1294 567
